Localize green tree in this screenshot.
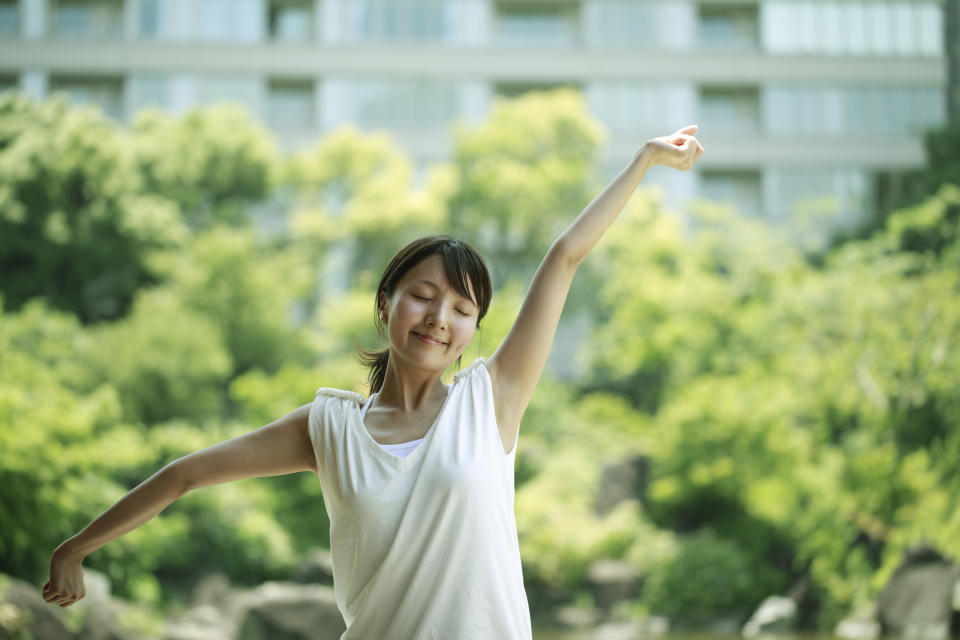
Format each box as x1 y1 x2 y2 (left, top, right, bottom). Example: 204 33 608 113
130 105 278 230
446 88 607 284
0 93 186 322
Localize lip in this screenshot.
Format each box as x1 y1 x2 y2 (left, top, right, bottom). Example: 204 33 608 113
413 331 447 346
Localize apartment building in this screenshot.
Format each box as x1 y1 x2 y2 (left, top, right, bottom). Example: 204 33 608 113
0 0 948 232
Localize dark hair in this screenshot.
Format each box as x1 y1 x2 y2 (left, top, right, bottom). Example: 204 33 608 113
357 235 493 394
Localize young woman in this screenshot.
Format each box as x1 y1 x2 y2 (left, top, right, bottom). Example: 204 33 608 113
43 125 704 638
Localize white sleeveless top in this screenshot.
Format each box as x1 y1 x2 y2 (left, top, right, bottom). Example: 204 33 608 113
307 357 533 639
361 392 426 458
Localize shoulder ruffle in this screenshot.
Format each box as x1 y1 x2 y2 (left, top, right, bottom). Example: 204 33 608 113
316 387 365 405
453 357 487 384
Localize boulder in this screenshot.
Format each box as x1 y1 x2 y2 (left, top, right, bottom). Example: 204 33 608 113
163 604 231 640
235 581 344 640
594 455 651 516
0 573 74 640
75 569 140 640
191 573 234 612
835 604 881 640
742 595 797 637
292 549 335 586
586 559 641 617
878 547 958 640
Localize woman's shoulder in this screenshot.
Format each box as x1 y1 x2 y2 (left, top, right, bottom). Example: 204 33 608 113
452 356 488 385
315 387 366 406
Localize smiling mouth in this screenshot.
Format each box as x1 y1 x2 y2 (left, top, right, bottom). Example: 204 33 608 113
413 332 446 346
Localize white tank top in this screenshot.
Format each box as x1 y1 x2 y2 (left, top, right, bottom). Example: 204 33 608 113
308 357 532 639
359 390 431 459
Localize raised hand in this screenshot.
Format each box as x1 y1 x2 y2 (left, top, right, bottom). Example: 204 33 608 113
642 124 705 172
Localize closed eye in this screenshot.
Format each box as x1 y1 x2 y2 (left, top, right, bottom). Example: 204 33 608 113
413 294 470 316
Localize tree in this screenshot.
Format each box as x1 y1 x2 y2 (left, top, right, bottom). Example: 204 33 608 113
446 88 607 284
0 93 186 322
130 105 279 230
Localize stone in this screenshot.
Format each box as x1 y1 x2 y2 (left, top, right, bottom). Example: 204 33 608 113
553 604 601 629
292 548 335 586
163 604 231 640
742 595 797 637
0 573 73 640
586 559 641 617
878 547 958 639
594 455 651 516
235 581 344 640
835 604 881 640
191 573 233 612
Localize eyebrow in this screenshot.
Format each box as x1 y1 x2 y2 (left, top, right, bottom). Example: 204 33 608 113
415 279 477 307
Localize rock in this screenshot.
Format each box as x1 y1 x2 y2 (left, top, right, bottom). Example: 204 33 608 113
586 560 641 617
292 548 335 586
590 620 646 640
164 604 231 640
235 581 344 640
835 604 881 640
73 569 141 640
703 615 743 635
594 455 651 516
0 573 74 640
553 604 601 629
878 547 958 639
191 573 233 612
742 595 797 637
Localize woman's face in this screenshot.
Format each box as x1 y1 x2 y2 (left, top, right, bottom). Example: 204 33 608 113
379 254 479 372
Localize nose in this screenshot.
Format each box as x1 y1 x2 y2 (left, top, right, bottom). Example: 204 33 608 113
425 300 449 328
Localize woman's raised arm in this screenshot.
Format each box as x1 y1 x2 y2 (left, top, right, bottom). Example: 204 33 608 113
42 402 316 608
486 125 704 452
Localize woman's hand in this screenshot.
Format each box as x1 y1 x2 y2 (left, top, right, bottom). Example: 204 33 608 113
41 544 86 607
640 124 705 171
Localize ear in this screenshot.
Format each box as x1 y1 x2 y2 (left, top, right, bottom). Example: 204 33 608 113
378 291 388 322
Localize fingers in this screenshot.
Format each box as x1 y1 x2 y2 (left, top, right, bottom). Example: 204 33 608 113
42 582 84 607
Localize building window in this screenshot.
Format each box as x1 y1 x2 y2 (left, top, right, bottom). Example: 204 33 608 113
0 74 17 94
0 0 18 37
350 79 458 130
343 0 446 43
763 1 943 57
269 0 312 42
53 0 124 38
135 0 160 39
699 87 761 134
698 3 758 50
50 75 125 120
494 81 579 100
494 0 580 47
701 170 763 217
195 0 260 42
196 75 263 114
130 73 167 115
268 79 314 129
586 82 677 134
766 168 869 230
583 1 658 48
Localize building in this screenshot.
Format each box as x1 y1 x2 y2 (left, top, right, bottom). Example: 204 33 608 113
0 0 948 233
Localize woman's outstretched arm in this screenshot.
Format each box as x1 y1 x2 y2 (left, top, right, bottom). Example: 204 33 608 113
42 402 316 607
486 125 704 452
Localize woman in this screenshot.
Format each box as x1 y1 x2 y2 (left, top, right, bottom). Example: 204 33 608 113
43 125 704 637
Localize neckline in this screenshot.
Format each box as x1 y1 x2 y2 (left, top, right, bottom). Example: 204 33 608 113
356 383 453 470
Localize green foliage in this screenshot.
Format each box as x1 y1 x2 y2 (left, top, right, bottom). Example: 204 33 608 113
130 105 278 229
0 93 187 321
448 88 606 284
639 529 782 626
80 288 233 424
